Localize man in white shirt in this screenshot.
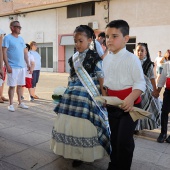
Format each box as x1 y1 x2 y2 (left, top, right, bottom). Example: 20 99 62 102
154 51 163 84
95 32 108 59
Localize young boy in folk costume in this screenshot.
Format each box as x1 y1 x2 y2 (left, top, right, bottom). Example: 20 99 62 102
103 20 146 170
51 25 110 167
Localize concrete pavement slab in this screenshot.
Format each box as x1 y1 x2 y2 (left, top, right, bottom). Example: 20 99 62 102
2 148 58 170
10 132 50 146
157 153 170 169
0 161 24 170
0 138 29 159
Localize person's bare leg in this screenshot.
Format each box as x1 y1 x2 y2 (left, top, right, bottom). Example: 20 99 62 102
0 86 2 97
8 86 15 105
156 74 161 85
30 87 35 96
16 85 22 105
0 82 4 96
28 88 32 96
21 86 25 98
0 85 3 102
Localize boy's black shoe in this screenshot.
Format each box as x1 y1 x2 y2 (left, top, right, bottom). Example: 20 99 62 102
157 133 167 143
72 160 83 167
134 130 140 135
166 135 170 143
107 162 116 170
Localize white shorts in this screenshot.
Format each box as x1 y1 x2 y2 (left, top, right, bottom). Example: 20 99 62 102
7 68 26 86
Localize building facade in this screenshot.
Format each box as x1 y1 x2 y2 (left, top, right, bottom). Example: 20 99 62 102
0 0 170 72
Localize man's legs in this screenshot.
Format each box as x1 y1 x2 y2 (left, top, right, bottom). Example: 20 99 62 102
8 86 16 111
16 85 22 105
8 86 15 105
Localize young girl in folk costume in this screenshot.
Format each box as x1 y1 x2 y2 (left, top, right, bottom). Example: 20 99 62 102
135 43 161 131
157 51 170 143
50 25 111 167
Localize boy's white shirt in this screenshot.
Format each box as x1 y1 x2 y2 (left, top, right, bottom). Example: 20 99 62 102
103 47 146 92
157 61 170 87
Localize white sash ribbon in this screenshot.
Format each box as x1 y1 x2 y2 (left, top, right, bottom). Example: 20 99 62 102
72 52 108 121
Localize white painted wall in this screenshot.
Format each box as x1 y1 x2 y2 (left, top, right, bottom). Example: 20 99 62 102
130 25 170 61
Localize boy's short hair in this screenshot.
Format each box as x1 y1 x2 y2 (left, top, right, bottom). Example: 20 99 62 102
98 32 105 38
106 20 129 36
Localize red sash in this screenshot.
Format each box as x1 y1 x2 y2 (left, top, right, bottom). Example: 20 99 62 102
166 77 170 90
107 87 141 104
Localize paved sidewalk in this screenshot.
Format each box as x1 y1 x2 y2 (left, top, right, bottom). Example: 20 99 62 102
0 72 170 170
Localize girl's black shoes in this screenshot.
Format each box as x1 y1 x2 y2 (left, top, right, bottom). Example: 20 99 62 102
166 135 170 143
72 160 83 167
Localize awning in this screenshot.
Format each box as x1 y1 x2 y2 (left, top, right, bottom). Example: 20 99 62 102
60 35 74 45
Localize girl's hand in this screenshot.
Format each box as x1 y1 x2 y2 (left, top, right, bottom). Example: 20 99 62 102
121 95 134 112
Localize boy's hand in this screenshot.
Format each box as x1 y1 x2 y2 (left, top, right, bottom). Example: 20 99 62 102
152 90 159 98
121 95 134 112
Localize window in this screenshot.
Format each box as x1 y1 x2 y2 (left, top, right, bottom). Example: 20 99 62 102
67 2 95 18
126 37 136 53
37 43 53 69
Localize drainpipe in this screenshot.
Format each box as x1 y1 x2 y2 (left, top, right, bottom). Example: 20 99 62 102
103 0 110 23
107 0 110 23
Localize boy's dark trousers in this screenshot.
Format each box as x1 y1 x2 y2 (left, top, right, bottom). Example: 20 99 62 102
107 104 140 170
161 88 170 135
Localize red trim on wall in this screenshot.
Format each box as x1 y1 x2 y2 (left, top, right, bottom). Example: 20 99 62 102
58 34 65 73
58 34 73 73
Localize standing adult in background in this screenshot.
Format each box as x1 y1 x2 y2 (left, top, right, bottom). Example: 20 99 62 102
0 32 4 83
156 52 170 143
29 41 41 99
0 30 8 103
160 50 170 64
21 44 35 101
154 51 164 84
0 30 3 89
95 32 108 59
2 21 30 112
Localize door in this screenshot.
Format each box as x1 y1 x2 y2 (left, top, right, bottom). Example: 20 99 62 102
37 43 53 72
65 45 75 73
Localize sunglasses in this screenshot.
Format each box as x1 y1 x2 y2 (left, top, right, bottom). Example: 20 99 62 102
13 26 22 29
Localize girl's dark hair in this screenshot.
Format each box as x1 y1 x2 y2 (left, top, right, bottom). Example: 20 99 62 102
137 42 154 76
106 20 129 36
74 25 97 51
25 43 30 51
74 25 96 39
